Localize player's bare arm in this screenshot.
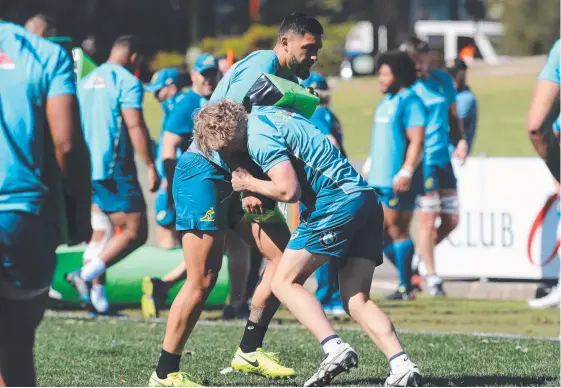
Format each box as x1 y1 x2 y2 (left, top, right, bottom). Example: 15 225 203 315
122 108 160 192
231 162 300 203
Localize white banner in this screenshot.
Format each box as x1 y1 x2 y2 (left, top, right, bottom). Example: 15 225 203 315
434 157 560 280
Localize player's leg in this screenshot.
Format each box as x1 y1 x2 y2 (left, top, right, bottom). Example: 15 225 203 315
382 207 416 300
435 188 459 246
0 211 58 387
229 217 295 377
151 230 226 386
338 258 421 387
66 177 147 304
86 208 114 314
222 231 251 319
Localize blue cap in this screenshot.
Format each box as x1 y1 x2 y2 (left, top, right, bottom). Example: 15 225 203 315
301 72 328 91
193 53 219 73
145 68 181 93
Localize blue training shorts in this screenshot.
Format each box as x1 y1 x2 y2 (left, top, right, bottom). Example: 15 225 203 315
422 161 457 193
92 174 146 213
288 190 384 265
0 211 59 299
173 152 243 232
374 167 423 212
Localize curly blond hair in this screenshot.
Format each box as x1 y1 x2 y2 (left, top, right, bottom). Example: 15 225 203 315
194 99 248 156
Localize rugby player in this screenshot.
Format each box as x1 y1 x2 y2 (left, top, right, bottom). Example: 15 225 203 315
196 97 422 387
141 55 230 319
148 13 323 386
527 39 560 309
301 72 346 314
0 18 91 385
24 14 57 38
66 35 160 314
401 36 468 296
447 59 478 156
146 67 188 249
364 50 426 301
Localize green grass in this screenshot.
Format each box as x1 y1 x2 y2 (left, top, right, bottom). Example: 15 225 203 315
143 73 537 160
38 297 559 387
36 314 559 387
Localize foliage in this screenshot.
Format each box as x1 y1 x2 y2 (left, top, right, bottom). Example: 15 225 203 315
489 0 560 55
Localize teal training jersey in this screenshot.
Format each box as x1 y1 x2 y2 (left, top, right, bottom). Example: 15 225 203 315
247 106 372 210
0 22 76 214
78 63 143 180
367 88 426 188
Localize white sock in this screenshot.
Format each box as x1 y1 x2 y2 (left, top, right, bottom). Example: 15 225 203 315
411 254 420 272
80 257 107 282
427 274 442 288
389 352 409 372
321 334 345 355
91 285 109 313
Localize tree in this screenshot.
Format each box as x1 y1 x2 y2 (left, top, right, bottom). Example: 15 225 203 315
490 0 560 55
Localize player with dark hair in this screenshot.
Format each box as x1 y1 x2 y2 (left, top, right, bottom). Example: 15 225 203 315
0 20 91 386
24 14 57 38
148 13 324 386
447 59 478 155
401 36 467 296
363 50 426 300
65 35 160 315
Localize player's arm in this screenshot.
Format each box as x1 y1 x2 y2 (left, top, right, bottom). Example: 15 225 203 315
121 108 160 192
232 161 301 203
449 102 468 161
47 48 92 245
527 80 559 158
393 98 426 192
161 130 182 199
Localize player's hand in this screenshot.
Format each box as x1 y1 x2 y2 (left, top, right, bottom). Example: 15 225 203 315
393 176 411 193
231 168 253 192
454 139 469 165
242 195 264 214
147 165 161 193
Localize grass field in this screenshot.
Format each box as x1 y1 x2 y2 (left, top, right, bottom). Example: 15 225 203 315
39 298 560 387
143 72 538 161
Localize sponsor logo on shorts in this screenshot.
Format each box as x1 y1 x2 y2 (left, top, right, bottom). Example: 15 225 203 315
200 207 216 222
156 210 167 221
425 177 434 190
389 197 399 207
320 230 337 247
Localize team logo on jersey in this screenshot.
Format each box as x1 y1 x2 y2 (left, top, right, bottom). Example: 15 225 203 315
320 230 337 247
84 75 106 89
0 50 15 70
200 207 216 222
290 231 299 241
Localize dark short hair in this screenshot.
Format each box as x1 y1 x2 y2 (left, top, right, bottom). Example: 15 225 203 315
113 34 140 54
278 13 323 40
447 58 468 77
377 50 418 88
400 35 430 54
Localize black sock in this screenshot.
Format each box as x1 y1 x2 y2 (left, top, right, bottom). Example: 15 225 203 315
239 320 266 353
156 349 181 379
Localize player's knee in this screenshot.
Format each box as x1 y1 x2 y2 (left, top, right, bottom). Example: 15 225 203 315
416 195 441 215
270 275 288 301
345 293 369 319
385 223 410 241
